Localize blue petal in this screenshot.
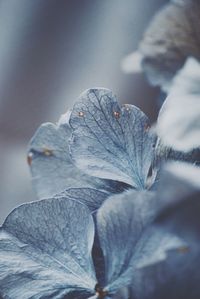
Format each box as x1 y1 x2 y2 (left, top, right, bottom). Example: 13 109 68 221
96 190 157 291
129 246 200 299
155 139 200 166
96 182 193 294
55 188 109 213
28 121 126 199
0 198 97 299
157 57 200 151
132 193 200 297
115 162 200 299
53 188 108 286
111 227 185 297
69 88 157 189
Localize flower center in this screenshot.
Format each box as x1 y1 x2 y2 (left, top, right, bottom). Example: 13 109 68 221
95 283 108 298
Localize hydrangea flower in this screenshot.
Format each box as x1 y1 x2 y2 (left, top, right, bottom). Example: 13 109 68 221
0 86 200 298
28 88 198 206
28 88 157 200
0 162 200 299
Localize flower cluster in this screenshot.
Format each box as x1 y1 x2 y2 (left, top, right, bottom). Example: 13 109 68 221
0 86 200 299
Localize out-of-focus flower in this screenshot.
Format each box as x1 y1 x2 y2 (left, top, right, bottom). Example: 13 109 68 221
121 0 200 91
1 87 200 298
157 57 200 152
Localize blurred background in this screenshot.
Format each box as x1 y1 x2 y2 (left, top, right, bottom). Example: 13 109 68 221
0 0 167 224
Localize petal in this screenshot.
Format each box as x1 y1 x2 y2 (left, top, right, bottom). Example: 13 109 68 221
126 242 200 299
154 138 200 167
124 162 200 299
97 162 200 295
56 188 109 213
132 184 200 298
138 265 200 299
96 190 156 290
157 58 200 152
53 189 109 286
121 227 185 297
96 190 184 294
28 122 126 199
146 161 200 219
69 88 156 189
139 2 200 91
0 198 96 298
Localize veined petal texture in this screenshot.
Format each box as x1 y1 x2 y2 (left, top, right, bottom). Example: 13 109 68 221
97 176 194 294
0 198 97 299
28 121 126 199
96 190 157 292
69 88 156 189
56 188 109 213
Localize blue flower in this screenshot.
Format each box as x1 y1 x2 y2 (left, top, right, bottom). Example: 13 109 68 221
1 87 200 298
28 88 157 201
28 88 198 208
0 162 200 299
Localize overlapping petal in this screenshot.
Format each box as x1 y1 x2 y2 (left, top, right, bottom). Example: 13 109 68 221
96 162 200 297
1 161 200 299
56 188 108 213
0 198 97 299
69 88 156 189
28 120 126 199
121 162 200 299
96 189 185 294
130 164 200 299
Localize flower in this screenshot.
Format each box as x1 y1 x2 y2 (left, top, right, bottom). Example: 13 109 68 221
28 88 198 206
0 162 200 298
28 88 157 201
1 87 200 298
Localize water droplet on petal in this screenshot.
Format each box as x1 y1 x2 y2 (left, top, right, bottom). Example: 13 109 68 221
27 152 33 166
43 148 53 156
113 111 120 118
78 111 84 117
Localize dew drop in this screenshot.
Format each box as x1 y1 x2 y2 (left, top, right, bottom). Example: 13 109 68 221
27 152 33 166
78 111 84 117
113 111 120 118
